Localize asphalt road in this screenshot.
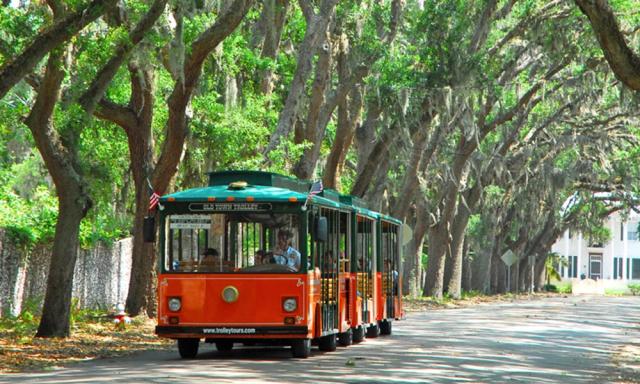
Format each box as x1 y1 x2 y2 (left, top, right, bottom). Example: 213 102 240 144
2 295 639 383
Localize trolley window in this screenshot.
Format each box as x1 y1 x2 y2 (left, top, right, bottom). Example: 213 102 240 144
164 212 302 273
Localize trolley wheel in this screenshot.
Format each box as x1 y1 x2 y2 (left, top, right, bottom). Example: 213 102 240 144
177 338 199 359
215 341 234 351
379 319 392 335
338 329 353 346
318 333 337 352
366 324 380 338
291 338 311 358
352 326 365 343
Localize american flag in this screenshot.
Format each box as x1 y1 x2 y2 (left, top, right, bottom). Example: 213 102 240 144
149 190 160 211
302 180 323 210
309 180 323 197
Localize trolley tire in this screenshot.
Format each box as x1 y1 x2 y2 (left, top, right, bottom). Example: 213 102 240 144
366 324 380 338
318 334 337 352
352 326 365 343
177 338 199 359
291 339 311 358
379 319 392 335
215 341 234 351
338 329 353 346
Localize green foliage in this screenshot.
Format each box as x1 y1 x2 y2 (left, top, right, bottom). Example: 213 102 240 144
0 297 42 339
556 282 572 294
629 283 640 296
0 166 58 249
604 288 627 296
545 252 564 284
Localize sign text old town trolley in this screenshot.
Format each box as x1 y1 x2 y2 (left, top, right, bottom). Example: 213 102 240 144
151 171 406 358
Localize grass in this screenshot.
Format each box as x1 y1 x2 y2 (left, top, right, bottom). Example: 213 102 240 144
604 288 628 296
0 307 171 373
403 291 560 312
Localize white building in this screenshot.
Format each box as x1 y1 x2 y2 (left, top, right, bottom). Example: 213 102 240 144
551 211 640 282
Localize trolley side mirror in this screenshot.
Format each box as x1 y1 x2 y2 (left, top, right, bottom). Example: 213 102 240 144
316 216 328 242
143 216 155 243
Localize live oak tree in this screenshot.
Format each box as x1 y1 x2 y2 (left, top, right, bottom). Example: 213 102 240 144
92 0 254 316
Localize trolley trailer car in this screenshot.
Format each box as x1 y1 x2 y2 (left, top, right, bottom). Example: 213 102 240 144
152 171 406 358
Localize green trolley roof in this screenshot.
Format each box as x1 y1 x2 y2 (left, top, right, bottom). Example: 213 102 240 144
161 170 400 217
161 183 340 208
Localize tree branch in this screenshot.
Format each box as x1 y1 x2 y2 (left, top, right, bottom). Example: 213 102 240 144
79 0 167 115
0 0 118 99
575 0 640 91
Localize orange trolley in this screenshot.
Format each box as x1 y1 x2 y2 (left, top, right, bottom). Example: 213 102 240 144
153 171 405 358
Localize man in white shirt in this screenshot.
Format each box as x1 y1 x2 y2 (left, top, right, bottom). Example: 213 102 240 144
275 229 301 270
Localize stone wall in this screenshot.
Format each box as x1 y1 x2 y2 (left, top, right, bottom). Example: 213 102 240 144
0 229 132 317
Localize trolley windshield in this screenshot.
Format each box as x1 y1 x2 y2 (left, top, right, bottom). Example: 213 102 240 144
163 212 302 273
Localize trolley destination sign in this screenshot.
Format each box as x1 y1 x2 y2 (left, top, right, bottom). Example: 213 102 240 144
188 203 272 212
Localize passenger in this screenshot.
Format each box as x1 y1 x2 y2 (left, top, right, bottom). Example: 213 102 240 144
265 251 277 264
274 229 301 270
324 251 335 271
255 250 266 265
200 248 219 270
385 259 399 295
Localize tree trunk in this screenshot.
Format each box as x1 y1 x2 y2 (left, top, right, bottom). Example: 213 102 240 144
423 222 448 298
351 121 399 197
354 100 382 176
259 0 289 96
36 193 87 337
263 0 338 155
534 253 548 291
26 45 92 337
446 211 470 298
391 126 429 220
403 197 428 296
293 32 332 179
461 238 472 292
323 84 362 189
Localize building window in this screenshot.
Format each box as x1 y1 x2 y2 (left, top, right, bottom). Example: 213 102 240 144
621 223 624 241
613 257 623 279
627 258 631 279
632 259 640 280
627 224 638 241
567 255 578 278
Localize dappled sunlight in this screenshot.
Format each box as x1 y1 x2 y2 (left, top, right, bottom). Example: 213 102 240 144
1 296 639 383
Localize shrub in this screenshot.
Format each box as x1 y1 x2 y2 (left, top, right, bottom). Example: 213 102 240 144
556 282 572 294
629 283 640 296
543 284 557 292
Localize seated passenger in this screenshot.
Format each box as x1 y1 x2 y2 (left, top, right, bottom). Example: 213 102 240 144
199 248 220 271
255 250 266 265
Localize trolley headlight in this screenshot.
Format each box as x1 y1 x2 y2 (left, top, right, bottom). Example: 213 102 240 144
283 298 297 312
221 286 239 303
168 297 181 312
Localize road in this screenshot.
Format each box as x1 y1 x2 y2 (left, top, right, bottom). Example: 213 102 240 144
2 295 639 383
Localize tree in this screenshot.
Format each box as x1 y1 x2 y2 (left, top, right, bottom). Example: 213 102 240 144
22 0 168 337
575 0 640 91
93 0 255 316
0 0 117 99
